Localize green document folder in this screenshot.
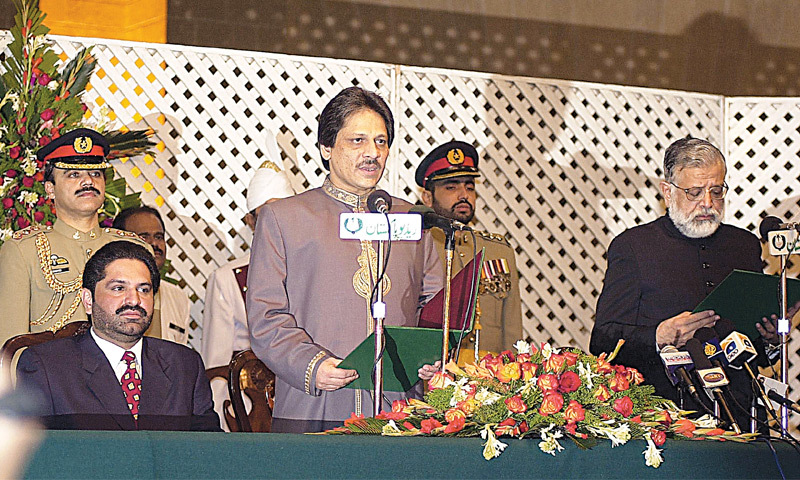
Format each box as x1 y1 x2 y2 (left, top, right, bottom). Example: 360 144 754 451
338 250 484 392
693 269 800 339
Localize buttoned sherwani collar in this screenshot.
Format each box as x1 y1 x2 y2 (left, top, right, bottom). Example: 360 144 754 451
54 218 102 241
321 176 374 211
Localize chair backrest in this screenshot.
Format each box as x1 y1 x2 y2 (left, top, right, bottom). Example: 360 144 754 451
0 321 91 389
205 365 239 432
228 350 275 432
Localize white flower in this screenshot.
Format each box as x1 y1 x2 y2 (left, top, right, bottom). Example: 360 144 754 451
541 343 560 360
587 424 631 447
18 191 38 206
474 387 502 405
693 414 718 429
47 80 59 90
382 420 402 435
0 229 12 242
643 434 664 468
480 425 508 460
21 156 37 176
577 361 599 390
538 424 565 456
452 377 471 404
514 340 531 355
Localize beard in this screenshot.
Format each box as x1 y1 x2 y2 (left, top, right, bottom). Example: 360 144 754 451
667 196 724 239
431 198 475 224
91 302 152 344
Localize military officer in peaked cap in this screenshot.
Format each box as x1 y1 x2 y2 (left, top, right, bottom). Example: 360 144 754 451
0 128 160 345
416 140 523 356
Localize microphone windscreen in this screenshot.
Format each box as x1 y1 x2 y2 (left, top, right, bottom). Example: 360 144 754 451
759 215 783 240
713 317 736 339
685 338 713 369
366 190 392 213
694 327 716 343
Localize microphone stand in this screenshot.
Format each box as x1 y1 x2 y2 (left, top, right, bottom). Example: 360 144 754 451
778 253 790 437
372 237 386 416
440 227 456 373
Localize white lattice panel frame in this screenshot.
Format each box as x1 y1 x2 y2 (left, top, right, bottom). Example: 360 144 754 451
3 32 800 432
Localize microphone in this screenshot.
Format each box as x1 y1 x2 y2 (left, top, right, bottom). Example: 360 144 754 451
367 190 392 214
408 205 471 231
715 319 758 370
685 338 741 434
766 390 800 414
694 327 728 368
759 215 800 239
659 345 710 411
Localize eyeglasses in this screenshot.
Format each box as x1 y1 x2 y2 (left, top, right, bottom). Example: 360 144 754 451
669 182 728 201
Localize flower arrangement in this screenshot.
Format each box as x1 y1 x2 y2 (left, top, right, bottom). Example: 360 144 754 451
0 0 153 245
328 340 754 468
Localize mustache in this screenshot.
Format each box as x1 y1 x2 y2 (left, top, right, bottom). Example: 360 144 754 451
357 158 380 168
152 246 164 256
115 305 148 317
452 200 474 210
75 187 101 196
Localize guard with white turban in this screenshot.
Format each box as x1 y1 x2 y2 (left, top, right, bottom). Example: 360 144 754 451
200 130 296 430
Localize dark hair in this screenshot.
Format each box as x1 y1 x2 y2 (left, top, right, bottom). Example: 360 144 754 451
83 241 161 296
112 205 165 232
317 87 394 168
663 137 725 183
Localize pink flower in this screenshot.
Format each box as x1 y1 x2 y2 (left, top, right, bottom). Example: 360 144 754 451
5 169 18 178
613 396 634 417
2 198 13 209
9 146 21 159
37 73 51 85
16 216 30 229
22 176 34 187
558 371 581 393
40 108 55 121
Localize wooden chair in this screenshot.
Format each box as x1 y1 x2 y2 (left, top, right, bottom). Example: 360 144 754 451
205 365 239 432
228 350 275 432
0 321 90 388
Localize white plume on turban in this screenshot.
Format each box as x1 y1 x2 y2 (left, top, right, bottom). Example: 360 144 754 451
246 130 296 211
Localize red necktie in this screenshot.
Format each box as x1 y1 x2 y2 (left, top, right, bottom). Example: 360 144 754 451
121 351 142 425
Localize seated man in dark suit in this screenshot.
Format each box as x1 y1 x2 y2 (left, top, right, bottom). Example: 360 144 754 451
16 241 220 431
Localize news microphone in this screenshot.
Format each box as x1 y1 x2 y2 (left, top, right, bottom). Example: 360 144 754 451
659 345 711 412
367 190 392 214
766 389 800 414
685 338 741 434
759 215 800 239
715 319 758 370
694 327 728 368
408 205 471 231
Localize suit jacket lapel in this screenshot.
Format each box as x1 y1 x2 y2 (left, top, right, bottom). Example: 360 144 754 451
139 338 172 415
78 334 136 430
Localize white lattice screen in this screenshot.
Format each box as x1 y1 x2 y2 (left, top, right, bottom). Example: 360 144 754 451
2 32 799 431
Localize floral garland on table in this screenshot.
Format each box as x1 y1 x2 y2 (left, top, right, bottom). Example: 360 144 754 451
0 0 153 245
326 340 755 468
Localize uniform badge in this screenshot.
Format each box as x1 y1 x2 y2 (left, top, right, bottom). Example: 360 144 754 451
480 258 511 298
50 254 70 274
73 135 93 154
446 148 465 165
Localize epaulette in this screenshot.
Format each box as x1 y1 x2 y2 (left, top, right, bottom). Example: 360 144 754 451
475 229 511 246
104 227 142 239
10 224 47 241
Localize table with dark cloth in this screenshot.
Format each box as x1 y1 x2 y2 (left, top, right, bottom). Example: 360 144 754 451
22 430 799 479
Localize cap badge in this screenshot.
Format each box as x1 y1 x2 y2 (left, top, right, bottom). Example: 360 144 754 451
73 136 93 154
258 160 282 173
446 148 465 165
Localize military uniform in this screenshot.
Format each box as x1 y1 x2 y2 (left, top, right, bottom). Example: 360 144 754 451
415 140 524 355
429 228 522 354
0 128 161 344
0 220 157 344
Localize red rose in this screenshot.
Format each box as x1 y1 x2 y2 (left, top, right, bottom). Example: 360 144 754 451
516 353 531 363
2 198 13 209
38 135 51 147
558 371 581 393
504 395 527 414
443 416 465 434
539 392 564 416
593 384 611 402
5 169 17 178
651 429 666 446
482 355 503 375
498 418 516 427
33 210 44 222
22 176 34 187
520 362 536 381
17 126 26 135
496 362 521 383
17 216 30 229
565 422 578 435
563 400 585 423
563 350 579 366
537 373 559 392
37 73 51 85
9 146 21 159
499 350 516 362
545 353 566 373
34 171 44 182
40 108 55 121
420 418 443 434
609 372 630 392
613 396 634 417
518 421 529 434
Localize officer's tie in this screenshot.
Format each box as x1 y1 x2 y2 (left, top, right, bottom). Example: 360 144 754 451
121 351 142 426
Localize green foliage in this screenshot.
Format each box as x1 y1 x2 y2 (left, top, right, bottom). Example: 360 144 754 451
473 400 507 424
424 386 455 411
